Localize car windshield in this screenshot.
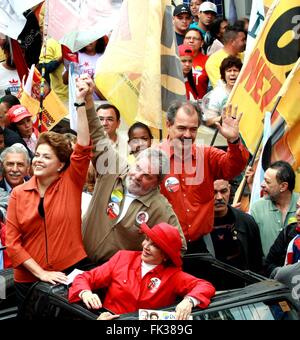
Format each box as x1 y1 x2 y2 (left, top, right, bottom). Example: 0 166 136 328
194 299 299 320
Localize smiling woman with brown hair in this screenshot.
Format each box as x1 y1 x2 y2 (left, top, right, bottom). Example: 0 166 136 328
6 75 93 315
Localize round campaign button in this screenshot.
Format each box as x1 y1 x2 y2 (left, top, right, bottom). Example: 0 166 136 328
111 190 123 203
106 202 120 219
136 211 149 224
147 277 161 293
164 177 180 193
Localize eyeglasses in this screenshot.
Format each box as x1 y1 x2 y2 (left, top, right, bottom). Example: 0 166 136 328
185 36 201 41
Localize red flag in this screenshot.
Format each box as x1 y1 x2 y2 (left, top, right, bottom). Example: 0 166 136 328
11 39 28 83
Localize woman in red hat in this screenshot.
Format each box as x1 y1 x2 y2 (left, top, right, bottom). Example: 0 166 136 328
69 222 215 320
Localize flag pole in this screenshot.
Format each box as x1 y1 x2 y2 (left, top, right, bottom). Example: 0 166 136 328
39 0 49 132
210 120 221 147
234 95 282 204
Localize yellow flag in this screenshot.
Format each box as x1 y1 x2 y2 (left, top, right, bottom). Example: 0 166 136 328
228 0 300 154
19 65 68 131
263 0 274 10
270 59 300 191
276 58 300 128
95 0 185 133
264 0 274 11
20 90 68 131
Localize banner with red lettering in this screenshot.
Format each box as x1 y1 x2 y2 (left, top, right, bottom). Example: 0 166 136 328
227 0 300 154
19 65 68 131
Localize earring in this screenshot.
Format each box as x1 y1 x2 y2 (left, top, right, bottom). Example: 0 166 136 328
57 168 61 172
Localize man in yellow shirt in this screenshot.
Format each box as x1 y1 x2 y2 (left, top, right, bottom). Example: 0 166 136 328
206 25 246 88
39 38 68 105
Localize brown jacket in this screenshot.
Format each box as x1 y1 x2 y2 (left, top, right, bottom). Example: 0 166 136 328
82 107 186 263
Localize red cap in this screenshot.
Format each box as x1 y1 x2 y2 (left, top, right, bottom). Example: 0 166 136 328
141 222 182 267
7 105 32 123
178 44 193 58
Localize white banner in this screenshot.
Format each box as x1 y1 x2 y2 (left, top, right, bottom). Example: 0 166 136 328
0 0 43 39
6 0 43 15
48 0 120 52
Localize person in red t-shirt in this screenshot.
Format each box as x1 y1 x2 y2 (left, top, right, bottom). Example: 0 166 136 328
178 44 199 101
183 28 208 99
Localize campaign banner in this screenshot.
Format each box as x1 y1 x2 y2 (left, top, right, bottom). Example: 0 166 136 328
227 0 300 154
19 65 68 131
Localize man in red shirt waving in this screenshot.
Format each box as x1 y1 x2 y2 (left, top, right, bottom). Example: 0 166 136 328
160 102 249 253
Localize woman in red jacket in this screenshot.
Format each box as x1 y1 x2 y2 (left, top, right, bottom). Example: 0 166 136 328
69 222 215 320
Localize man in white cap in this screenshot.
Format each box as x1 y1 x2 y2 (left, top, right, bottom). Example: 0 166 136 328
190 1 217 54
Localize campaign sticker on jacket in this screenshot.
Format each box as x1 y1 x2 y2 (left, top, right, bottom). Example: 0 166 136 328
111 190 123 203
147 277 161 293
106 202 120 219
165 177 180 193
136 211 149 225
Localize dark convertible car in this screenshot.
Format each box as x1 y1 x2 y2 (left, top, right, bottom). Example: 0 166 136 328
1 253 299 320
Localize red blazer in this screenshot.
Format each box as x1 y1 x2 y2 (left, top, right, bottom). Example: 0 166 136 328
69 251 215 314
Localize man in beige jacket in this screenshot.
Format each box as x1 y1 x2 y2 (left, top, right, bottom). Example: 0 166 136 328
81 79 186 264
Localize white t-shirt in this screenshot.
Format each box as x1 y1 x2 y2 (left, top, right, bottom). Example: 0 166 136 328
78 52 102 100
116 190 137 223
0 62 21 97
23 132 37 153
201 81 230 121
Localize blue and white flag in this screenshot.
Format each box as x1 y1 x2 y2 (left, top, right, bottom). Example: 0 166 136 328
249 111 272 210
245 0 265 60
68 62 79 131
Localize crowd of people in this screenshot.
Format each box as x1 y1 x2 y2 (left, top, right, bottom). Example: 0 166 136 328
0 1 299 320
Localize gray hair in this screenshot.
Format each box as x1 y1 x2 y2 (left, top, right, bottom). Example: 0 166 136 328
166 100 202 127
0 144 31 165
136 148 170 183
